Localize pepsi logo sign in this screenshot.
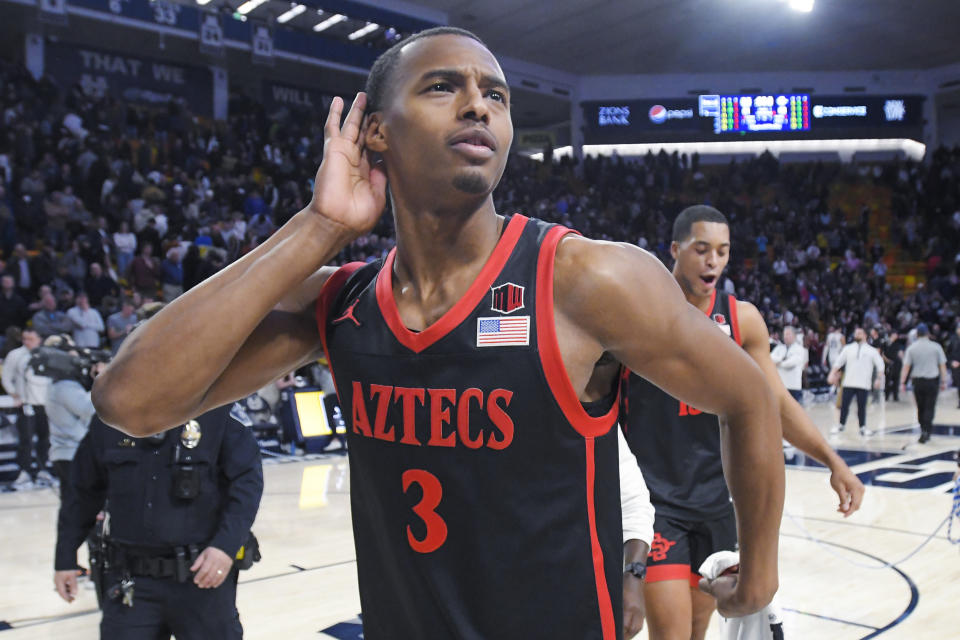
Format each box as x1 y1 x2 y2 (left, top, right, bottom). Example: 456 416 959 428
648 105 694 124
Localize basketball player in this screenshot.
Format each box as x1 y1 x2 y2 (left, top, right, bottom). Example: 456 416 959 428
93 29 784 639
622 205 865 640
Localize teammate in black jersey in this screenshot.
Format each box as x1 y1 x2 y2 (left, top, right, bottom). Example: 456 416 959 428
622 205 865 640
94 29 784 638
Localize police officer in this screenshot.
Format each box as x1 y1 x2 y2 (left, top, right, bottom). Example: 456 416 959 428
53 403 263 639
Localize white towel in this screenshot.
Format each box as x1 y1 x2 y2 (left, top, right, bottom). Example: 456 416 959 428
698 551 785 640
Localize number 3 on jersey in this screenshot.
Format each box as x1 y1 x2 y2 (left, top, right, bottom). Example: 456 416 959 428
402 469 448 553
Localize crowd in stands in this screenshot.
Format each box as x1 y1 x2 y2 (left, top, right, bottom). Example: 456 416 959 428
2 59 960 387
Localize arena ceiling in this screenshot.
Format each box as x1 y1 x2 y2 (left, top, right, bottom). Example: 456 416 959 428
407 0 960 75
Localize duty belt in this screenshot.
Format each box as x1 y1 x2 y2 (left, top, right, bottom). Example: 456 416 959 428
110 543 201 582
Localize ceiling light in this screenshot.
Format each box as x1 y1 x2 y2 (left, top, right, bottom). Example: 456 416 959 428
195 0 212 5
789 0 814 12
348 22 379 40
236 0 268 15
313 13 346 32
277 3 306 23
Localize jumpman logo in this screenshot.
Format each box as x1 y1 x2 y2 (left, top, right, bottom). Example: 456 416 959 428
334 299 361 327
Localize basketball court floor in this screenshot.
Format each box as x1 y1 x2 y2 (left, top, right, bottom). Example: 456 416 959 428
2 393 958 639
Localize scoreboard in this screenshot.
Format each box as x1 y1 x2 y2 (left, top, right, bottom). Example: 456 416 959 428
582 94 924 145
699 94 810 133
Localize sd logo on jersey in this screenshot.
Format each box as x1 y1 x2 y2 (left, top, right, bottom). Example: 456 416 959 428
713 313 732 336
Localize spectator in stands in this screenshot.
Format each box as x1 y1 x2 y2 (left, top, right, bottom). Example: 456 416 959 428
160 247 183 302
106 299 138 353
66 292 104 348
84 262 120 308
10 243 33 297
31 292 72 338
0 273 28 334
128 244 161 298
112 220 136 277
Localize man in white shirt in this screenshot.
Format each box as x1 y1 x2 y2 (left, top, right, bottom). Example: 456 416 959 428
66 292 104 348
822 326 844 369
771 327 807 403
1 329 53 487
828 327 885 437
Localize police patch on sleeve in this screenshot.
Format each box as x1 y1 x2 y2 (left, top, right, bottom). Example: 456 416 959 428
230 402 254 427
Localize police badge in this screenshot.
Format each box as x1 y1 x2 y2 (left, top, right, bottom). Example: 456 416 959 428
180 420 202 448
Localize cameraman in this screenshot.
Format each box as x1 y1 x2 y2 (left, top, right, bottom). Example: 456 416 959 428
44 337 104 504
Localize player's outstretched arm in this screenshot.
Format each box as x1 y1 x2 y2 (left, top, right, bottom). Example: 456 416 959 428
737 302 865 516
554 237 783 618
93 93 387 436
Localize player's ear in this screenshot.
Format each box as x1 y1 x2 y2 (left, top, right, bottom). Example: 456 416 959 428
669 241 679 261
365 113 387 153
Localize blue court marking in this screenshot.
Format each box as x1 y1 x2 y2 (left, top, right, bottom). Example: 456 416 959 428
782 607 879 630
781 533 919 639
884 423 960 437
320 615 363 639
789 514 951 541
239 558 356 585
785 449 898 470
855 450 959 490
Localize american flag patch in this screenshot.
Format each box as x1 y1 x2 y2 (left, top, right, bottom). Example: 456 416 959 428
476 316 530 347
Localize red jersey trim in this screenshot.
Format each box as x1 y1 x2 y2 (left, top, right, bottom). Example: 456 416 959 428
316 262 366 397
645 563 694 583
535 226 619 438
585 438 616 640
705 287 717 316
728 295 742 346
375 214 529 354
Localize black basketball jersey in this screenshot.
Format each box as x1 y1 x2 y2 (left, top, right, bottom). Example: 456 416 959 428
621 290 742 521
317 214 623 640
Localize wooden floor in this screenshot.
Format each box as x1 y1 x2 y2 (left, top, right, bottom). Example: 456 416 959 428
2 393 959 639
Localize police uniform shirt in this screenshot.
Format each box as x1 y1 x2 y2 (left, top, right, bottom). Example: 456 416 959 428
55 404 263 570
903 337 946 380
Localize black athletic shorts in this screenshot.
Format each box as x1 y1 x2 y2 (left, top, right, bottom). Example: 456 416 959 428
646 509 738 587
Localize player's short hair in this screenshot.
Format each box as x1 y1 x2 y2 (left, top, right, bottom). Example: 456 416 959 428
365 27 486 113
672 205 728 243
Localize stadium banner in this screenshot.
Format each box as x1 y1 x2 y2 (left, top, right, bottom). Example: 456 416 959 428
45 40 214 117
250 20 274 66
68 0 198 32
198 11 225 57
37 0 69 25
582 94 925 144
262 81 332 114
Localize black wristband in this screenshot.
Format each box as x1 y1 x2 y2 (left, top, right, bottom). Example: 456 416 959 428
624 561 647 580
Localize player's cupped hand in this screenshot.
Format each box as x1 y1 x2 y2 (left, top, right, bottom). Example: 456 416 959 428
309 92 387 237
